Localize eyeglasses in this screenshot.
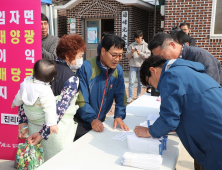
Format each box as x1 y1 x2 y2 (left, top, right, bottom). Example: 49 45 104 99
146 76 152 89
107 51 123 59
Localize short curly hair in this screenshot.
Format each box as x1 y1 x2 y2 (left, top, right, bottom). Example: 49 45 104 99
56 34 86 61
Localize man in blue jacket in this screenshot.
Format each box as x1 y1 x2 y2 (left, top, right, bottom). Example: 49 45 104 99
134 55 222 170
74 34 129 140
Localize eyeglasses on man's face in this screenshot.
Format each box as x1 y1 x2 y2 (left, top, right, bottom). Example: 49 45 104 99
146 75 152 89
107 50 123 59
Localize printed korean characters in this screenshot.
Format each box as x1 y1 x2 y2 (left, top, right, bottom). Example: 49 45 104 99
121 10 128 48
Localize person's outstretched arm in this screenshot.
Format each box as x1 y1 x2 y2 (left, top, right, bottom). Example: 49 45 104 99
39 76 79 140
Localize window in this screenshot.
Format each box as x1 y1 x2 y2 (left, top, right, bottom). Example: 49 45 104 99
210 0 222 38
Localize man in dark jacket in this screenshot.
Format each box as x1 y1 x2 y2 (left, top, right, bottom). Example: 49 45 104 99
135 55 222 170
180 22 196 46
41 13 59 60
148 32 222 86
74 34 129 140
169 30 190 46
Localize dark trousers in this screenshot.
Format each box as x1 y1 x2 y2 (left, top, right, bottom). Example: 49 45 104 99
194 160 204 170
74 120 92 141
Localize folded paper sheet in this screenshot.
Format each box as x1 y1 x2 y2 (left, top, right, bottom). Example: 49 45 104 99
122 152 162 170
112 131 134 142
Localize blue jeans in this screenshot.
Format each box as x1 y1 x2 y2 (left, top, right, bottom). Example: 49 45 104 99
128 67 142 99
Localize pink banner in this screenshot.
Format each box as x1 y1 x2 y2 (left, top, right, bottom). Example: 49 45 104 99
0 0 42 160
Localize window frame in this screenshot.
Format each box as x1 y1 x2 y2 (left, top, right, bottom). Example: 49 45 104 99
210 0 222 39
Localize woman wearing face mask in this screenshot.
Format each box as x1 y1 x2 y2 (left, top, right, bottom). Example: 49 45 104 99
18 34 86 162
70 52 84 72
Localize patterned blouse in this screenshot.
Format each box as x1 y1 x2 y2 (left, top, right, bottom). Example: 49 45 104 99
18 59 79 140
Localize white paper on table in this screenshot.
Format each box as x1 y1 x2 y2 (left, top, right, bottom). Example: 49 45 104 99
147 114 159 121
123 152 162 163
122 152 162 170
140 121 147 127
112 131 134 142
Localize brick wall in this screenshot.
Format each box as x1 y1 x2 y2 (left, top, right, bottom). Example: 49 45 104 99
64 0 155 71
55 0 70 37
65 0 128 70
129 6 149 43
148 9 165 41
54 0 69 4
66 0 130 36
57 10 67 37
125 6 149 71
165 0 222 64
54 0 163 71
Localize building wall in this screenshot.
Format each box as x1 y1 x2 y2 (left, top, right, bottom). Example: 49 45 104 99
66 0 129 36
54 0 70 37
57 10 67 37
63 0 152 71
148 9 165 42
165 0 222 64
130 6 149 43
126 6 149 71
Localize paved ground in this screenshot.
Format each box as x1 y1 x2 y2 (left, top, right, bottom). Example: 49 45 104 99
0 86 194 170
176 144 194 170
0 160 15 170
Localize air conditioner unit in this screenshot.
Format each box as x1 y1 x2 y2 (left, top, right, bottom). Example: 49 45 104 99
160 5 165 16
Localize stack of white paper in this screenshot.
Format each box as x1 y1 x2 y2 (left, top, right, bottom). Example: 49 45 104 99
122 152 162 170
127 133 162 155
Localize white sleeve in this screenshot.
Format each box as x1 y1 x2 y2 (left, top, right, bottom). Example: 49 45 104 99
139 43 151 60
13 90 24 106
39 89 57 126
126 45 133 59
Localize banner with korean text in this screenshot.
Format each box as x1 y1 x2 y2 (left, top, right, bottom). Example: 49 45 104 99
0 0 42 160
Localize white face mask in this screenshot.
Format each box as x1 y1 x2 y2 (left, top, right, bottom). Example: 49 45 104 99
70 57 83 70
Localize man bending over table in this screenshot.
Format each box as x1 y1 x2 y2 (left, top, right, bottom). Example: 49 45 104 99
134 55 222 170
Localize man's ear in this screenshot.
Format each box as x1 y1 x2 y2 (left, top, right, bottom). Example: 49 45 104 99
101 47 106 55
169 41 176 49
149 67 156 75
